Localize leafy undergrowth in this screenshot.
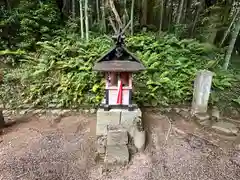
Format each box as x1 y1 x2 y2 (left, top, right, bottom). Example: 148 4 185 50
0 32 239 109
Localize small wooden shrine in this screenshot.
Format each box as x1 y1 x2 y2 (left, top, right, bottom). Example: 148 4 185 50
93 31 145 111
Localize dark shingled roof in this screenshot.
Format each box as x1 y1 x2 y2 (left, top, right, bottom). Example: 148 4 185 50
93 60 145 72
93 34 145 72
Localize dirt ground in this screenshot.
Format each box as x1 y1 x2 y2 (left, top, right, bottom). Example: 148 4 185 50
0 110 239 180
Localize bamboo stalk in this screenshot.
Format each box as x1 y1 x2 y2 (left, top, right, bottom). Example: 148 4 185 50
85 0 89 41
96 0 100 23
159 0 164 32
108 16 118 34
176 0 184 24
130 0 135 35
109 0 123 28
223 16 240 70
220 9 240 47
79 0 84 39
72 0 76 18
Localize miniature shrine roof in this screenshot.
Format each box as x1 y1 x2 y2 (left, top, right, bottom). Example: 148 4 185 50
93 33 145 72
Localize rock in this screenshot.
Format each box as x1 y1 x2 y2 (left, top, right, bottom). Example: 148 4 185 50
231 109 239 117
33 109 42 114
195 113 210 121
48 103 57 108
230 152 240 167
211 106 220 120
19 110 27 115
133 130 146 152
58 109 69 115
90 108 96 114
84 109 90 113
174 108 181 113
97 136 107 154
188 135 204 149
97 136 107 146
212 121 239 135
107 129 128 146
235 144 240 151
195 113 211 126
97 144 106 154
179 110 190 119
104 145 129 166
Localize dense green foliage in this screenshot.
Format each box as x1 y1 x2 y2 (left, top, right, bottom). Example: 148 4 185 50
0 1 60 50
1 32 239 109
0 0 239 111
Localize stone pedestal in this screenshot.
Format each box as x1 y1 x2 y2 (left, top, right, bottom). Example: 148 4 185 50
95 107 144 166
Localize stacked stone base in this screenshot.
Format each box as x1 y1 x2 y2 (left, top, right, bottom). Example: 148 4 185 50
96 107 145 166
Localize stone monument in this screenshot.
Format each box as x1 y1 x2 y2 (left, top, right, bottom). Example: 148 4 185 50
93 30 146 166
191 70 213 115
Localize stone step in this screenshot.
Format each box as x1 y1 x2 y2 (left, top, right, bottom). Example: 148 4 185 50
212 121 239 135
104 145 129 166
107 127 128 146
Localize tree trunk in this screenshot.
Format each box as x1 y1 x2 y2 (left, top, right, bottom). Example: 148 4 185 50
108 16 117 33
163 0 169 30
183 0 191 23
223 16 240 70
222 0 233 25
96 0 100 23
123 0 129 27
168 0 173 31
159 0 164 32
176 0 184 24
220 9 240 47
0 110 5 130
101 0 106 32
191 2 202 36
130 0 135 35
85 0 89 41
79 0 84 38
141 0 147 26
72 0 76 18
109 0 123 29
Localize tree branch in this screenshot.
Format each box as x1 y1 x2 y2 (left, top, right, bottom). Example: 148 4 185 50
108 0 123 29
108 16 118 34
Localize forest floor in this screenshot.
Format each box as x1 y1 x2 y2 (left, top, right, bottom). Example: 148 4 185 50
0 110 239 180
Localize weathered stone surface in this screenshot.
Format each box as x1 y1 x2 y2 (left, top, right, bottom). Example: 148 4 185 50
107 129 128 145
133 130 146 152
121 108 142 126
90 108 96 114
195 113 210 121
96 136 107 154
179 110 190 119
97 109 120 125
195 113 211 126
84 109 90 113
212 121 238 135
191 70 213 114
120 108 142 138
96 124 108 136
97 136 107 145
104 145 129 165
231 152 240 167
96 109 121 136
97 144 106 154
235 144 240 151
